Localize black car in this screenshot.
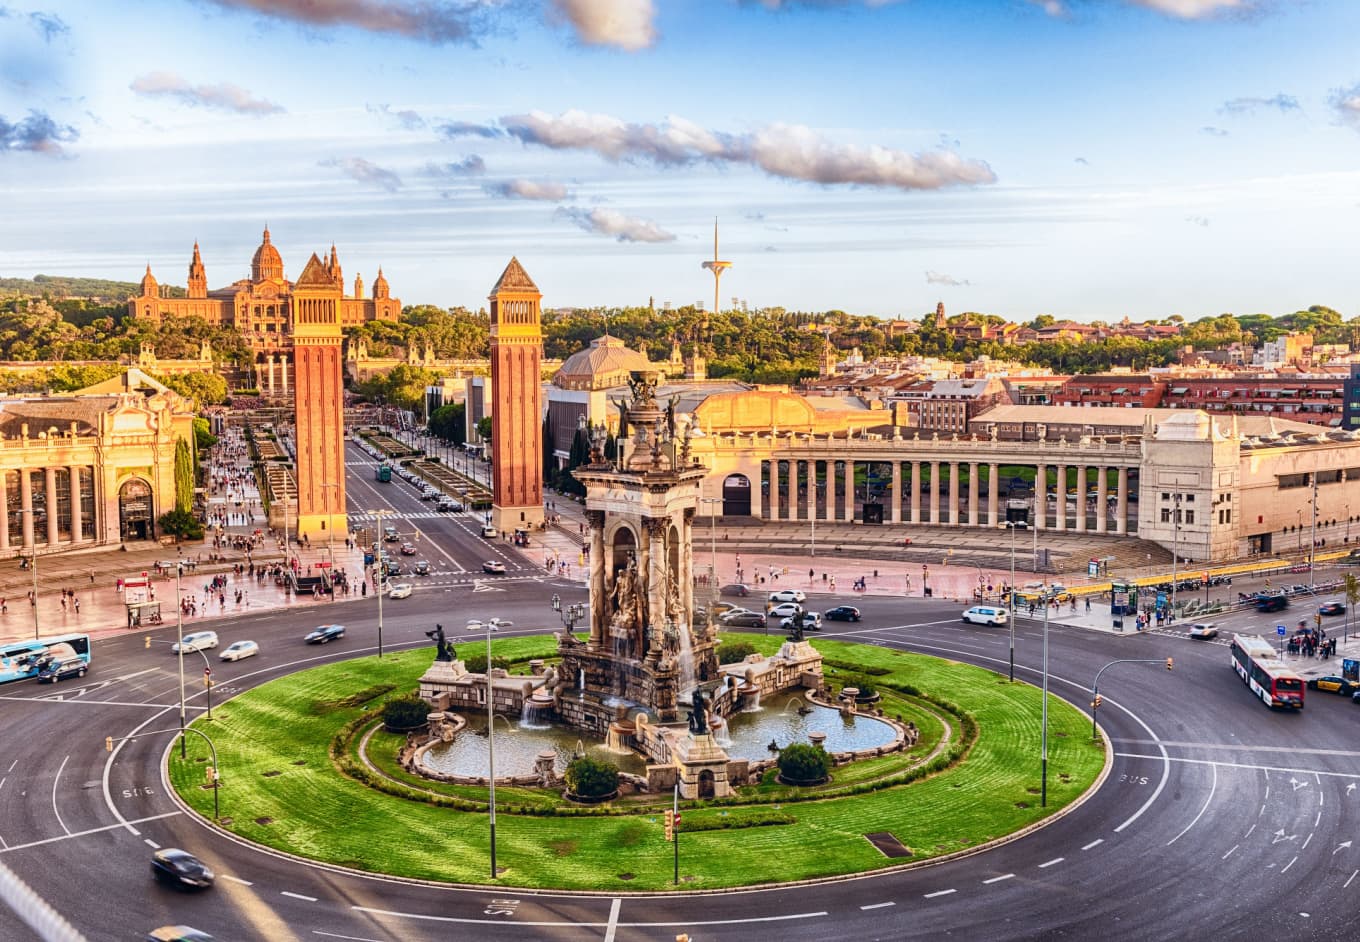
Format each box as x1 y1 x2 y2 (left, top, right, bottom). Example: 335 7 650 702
304 624 346 644
413 560 432 576
824 605 862 622
1319 602 1346 616
720 583 751 598
1254 594 1288 613
720 611 766 629
151 848 214 889
36 657 87 683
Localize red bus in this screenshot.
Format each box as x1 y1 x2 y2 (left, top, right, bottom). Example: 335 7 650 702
1231 635 1303 709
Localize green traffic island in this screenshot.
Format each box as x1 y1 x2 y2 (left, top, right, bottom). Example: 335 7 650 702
167 634 1105 891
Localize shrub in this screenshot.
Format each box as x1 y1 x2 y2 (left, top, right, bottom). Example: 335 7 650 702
842 675 877 699
382 696 430 731
777 743 832 785
564 755 619 798
463 652 509 674
717 640 757 665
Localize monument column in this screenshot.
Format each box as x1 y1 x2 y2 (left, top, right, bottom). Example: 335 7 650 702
1034 463 1047 531
1116 467 1129 535
1055 464 1068 532
807 461 818 524
948 462 961 527
844 460 855 522
267 355 276 395
681 508 696 627
1075 466 1088 533
488 258 545 533
70 465 83 543
20 470 33 548
767 462 780 521
890 462 901 524
1096 467 1109 534
587 510 606 646
910 461 921 524
968 462 980 526
281 355 289 396
45 467 58 545
988 462 1000 527
929 461 941 525
645 519 666 660
291 255 347 540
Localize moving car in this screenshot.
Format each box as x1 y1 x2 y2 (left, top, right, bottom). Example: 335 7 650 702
962 605 1008 626
711 601 739 616
1307 675 1356 695
413 560 432 576
1186 623 1219 640
482 560 507 574
399 542 417 556
767 602 803 620
150 848 214 889
146 927 215 942
1255 593 1288 613
383 527 399 542
382 560 403 577
720 610 766 629
768 589 807 604
219 640 259 662
387 583 413 600
720 583 751 598
780 611 822 632
36 657 87 683
172 631 219 654
481 526 498 539
824 605 862 622
304 624 346 644
1319 602 1346 616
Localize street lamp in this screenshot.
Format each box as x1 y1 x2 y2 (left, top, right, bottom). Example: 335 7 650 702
367 508 388 658
551 593 587 632
700 497 720 594
1171 494 1181 622
466 617 512 879
1002 521 1019 682
322 481 342 599
808 477 824 558
1040 585 1053 807
15 509 37 640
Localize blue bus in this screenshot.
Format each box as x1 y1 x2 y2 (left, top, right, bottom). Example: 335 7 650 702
0 633 92 684
375 464 392 483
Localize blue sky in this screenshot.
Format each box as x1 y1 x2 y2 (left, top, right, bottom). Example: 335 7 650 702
2 0 1359 320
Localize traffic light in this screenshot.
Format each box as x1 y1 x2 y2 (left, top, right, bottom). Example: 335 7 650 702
105 736 113 752
1091 694 1103 710
664 810 674 841
144 635 151 648
1166 657 1174 671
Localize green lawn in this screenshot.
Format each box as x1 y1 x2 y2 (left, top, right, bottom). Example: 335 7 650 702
168 635 1104 890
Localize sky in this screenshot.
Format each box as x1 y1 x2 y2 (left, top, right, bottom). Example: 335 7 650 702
2 0 1360 321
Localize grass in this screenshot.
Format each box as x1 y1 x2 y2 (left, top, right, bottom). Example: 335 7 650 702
169 634 1104 890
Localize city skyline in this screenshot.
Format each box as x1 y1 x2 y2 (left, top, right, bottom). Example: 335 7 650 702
2 0 1360 319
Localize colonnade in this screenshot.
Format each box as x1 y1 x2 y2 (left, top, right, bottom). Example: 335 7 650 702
0 465 97 551
758 458 1134 533
254 354 291 396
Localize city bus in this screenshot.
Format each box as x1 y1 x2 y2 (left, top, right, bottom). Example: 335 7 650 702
375 463 392 483
1230 634 1304 709
0 633 92 685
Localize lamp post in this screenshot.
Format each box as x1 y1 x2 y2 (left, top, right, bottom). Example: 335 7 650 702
466 617 508 879
322 481 342 599
15 509 38 641
1041 586 1052 807
1309 474 1318 589
1003 521 1018 682
1296 509 1303 554
1170 494 1181 622
367 508 387 658
175 561 187 758
551 594 587 633
1347 503 1352 544
809 477 824 558
700 497 720 594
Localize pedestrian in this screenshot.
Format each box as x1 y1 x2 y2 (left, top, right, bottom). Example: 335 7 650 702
73 597 79 613
1085 597 1091 613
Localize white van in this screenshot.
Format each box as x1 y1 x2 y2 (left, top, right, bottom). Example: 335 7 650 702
962 605 1008 626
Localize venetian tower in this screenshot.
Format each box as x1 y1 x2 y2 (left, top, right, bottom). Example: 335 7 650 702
489 258 545 534
291 252 346 541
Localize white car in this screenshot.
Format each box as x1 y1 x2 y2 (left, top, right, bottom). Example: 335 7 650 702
173 631 219 653
387 583 413 599
768 602 803 619
768 589 807 604
481 526 498 539
220 640 259 661
962 605 1009 626
482 560 507 574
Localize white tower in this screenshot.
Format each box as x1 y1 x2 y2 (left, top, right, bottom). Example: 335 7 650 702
700 218 731 323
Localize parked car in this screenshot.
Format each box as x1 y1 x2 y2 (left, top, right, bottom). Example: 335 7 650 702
824 605 862 622
961 605 1008 626
150 848 214 889
421 488 439 501
172 631 218 654
1308 675 1356 695
1319 602 1346 616
482 560 507 574
768 589 807 604
219 640 259 662
780 611 822 632
413 560 432 576
767 602 802 619
720 583 751 598
720 610 766 629
304 624 346 644
387 583 413 600
437 499 463 512
1186 623 1219 640
481 526 498 539
146 927 215 942
36 657 87 683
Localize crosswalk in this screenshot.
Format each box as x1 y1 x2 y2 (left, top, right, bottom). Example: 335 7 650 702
349 511 469 522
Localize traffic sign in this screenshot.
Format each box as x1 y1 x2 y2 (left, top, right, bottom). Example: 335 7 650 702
204 667 212 677
1276 625 1287 637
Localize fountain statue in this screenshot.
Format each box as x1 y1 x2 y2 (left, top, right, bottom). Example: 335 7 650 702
426 624 455 662
688 688 710 735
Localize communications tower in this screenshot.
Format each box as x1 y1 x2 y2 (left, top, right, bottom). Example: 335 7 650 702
700 218 730 328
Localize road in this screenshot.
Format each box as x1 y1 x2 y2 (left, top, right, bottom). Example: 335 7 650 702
2 451 1358 941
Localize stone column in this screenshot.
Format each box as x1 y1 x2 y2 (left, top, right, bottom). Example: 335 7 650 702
645 518 666 659
808 461 819 524
843 461 855 522
1116 467 1129 535
929 461 941 525
988 462 1000 528
281 355 289 395
587 510 606 646
1034 463 1047 531
910 461 921 524
45 467 58 545
70 465 83 543
1075 466 1088 533
267 355 276 395
681 507 696 631
890 462 902 524
1096 467 1109 534
767 462 780 521
0 472 8 552
1055 464 1068 532
948 463 961 526
968 462 980 526
20 469 33 549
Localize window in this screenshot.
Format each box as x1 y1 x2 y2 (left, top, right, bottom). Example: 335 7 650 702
1184 511 1195 525
1161 508 1172 523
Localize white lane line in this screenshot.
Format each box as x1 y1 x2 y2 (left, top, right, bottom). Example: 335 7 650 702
1167 761 1217 846
602 898 621 942
924 889 957 899
353 906 828 929
1082 839 1104 851
1039 858 1064 869
314 932 385 942
0 811 181 854
221 874 254 886
143 838 159 849
50 754 71 836
1118 754 1360 781
1346 870 1358 889
1245 824 1256 839
1222 844 1239 860
983 874 1015 884
860 902 895 910
1264 785 1270 800
1259 804 1266 817
282 891 318 902
5 760 15 772
1302 833 1313 850
1281 855 1299 874
1315 811 1322 827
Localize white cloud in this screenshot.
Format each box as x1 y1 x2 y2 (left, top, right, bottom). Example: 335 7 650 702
1220 93 1300 116
1130 0 1252 17
485 179 571 200
202 0 485 45
550 0 656 51
926 270 970 287
424 155 486 177
366 103 425 130
556 206 675 242
130 71 283 115
320 156 401 191
1185 214 1210 227
1330 83 1360 133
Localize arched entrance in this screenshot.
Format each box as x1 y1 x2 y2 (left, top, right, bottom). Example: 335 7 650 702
698 769 716 799
119 478 153 541
722 473 751 517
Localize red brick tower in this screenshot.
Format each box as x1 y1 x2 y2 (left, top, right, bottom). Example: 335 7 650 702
489 257 545 534
291 252 346 541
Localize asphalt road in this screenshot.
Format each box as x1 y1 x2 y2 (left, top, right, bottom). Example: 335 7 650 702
2 455 1359 941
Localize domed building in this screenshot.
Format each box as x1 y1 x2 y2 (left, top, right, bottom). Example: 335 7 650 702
554 336 655 392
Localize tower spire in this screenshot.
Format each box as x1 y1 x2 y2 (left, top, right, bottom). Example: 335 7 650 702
700 216 731 338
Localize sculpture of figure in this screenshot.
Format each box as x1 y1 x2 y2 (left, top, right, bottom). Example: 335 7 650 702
627 370 658 407
425 623 454 662
785 605 805 643
688 688 709 734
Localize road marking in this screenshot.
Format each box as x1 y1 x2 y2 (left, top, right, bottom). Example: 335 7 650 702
221 874 254 886
1264 785 1270 799
1167 761 1217 846
1039 858 1064 869
860 902 895 910
282 891 318 902
1281 855 1299 874
50 754 70 836
1082 839 1103 851
603 898 621 942
1115 740 1360 759
1245 824 1256 838
0 811 180 854
314 932 385 942
924 889 957 899
353 905 828 928
5 761 14 773
1346 870 1358 889
143 838 159 849
1302 833 1313 850
1115 753 1360 780
983 874 1014 884
1222 844 1239 860
1315 811 1322 827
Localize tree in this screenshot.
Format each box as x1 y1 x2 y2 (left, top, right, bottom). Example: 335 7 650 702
173 438 193 512
1345 573 1359 642
564 755 619 799
777 743 831 785
192 417 217 452
476 416 492 442
428 403 466 445
158 507 203 541
157 371 228 407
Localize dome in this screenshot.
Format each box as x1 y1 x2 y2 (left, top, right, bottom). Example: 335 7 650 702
554 336 653 391
251 226 284 283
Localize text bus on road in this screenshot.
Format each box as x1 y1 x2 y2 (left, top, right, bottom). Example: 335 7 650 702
1231 634 1303 709
375 464 392 483
0 633 92 685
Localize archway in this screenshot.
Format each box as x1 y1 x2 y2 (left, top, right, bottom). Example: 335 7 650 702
722 473 751 517
119 478 154 542
698 769 716 799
